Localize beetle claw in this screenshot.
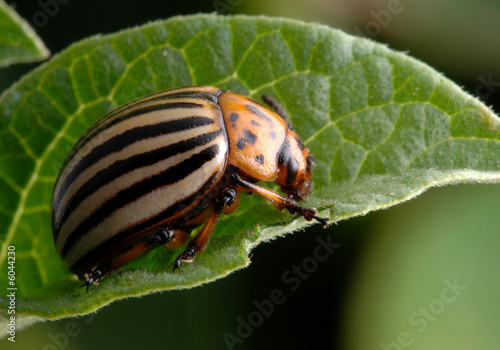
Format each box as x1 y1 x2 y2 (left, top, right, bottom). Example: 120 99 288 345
81 279 93 292
173 246 196 272
309 213 330 228
288 205 329 227
173 258 183 273
81 265 108 292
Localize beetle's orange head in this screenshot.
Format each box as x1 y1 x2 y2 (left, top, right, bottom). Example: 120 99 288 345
276 130 317 202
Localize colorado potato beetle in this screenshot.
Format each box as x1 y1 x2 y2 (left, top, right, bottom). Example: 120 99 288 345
51 86 329 290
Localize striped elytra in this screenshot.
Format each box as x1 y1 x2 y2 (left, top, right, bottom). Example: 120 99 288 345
51 85 329 290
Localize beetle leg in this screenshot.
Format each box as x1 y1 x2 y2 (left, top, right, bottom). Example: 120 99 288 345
173 187 237 272
229 173 329 227
81 228 179 291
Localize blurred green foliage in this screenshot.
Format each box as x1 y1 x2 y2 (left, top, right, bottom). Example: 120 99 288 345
344 184 500 350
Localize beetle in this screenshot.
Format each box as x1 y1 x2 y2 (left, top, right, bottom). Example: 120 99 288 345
51 86 329 290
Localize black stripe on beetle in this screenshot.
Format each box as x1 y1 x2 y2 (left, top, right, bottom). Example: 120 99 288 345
134 89 218 106
54 131 222 236
70 102 206 162
61 144 220 257
55 116 215 211
97 96 204 127
69 171 221 274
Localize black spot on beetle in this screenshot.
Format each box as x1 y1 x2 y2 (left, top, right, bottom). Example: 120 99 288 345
251 120 261 127
255 155 264 164
243 129 257 145
270 132 276 139
230 113 239 122
236 138 245 149
294 135 305 151
232 123 236 129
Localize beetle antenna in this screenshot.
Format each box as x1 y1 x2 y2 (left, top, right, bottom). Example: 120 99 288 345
261 94 295 131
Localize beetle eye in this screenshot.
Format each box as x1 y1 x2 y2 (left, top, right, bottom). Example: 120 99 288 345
286 157 299 185
306 155 316 171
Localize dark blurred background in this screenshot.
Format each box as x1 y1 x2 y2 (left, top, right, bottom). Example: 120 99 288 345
2 1 500 349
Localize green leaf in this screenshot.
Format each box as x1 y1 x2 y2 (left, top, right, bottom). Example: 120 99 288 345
0 0 49 68
0 14 499 328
